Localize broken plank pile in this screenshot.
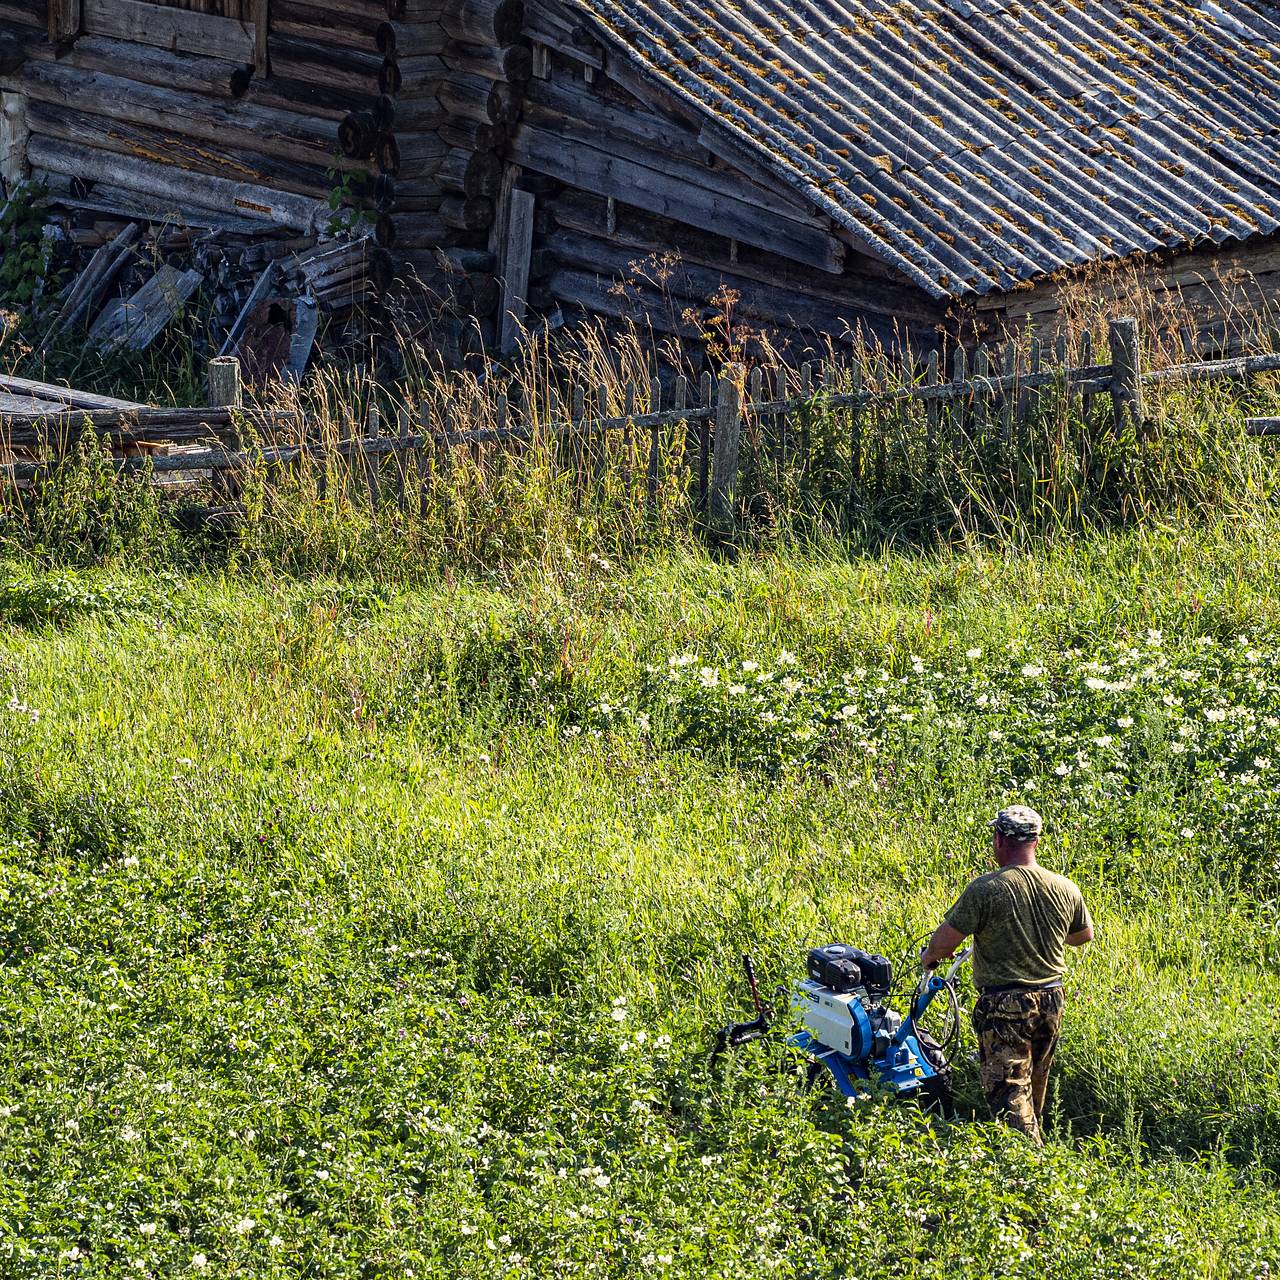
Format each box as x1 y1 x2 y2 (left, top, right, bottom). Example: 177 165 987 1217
30 197 391 379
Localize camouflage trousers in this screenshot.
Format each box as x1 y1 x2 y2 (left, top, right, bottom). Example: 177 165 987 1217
971 986 1065 1145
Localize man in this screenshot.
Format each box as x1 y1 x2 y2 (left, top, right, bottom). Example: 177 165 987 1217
919 806 1093 1145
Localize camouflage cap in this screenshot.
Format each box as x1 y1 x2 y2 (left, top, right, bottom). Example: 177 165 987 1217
992 805 1043 841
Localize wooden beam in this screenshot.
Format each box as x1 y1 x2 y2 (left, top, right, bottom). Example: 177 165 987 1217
0 91 28 191
510 123 844 274
499 187 535 353
253 0 269 77
82 0 255 63
48 0 81 43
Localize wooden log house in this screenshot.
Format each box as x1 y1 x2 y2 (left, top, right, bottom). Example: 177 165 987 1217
4 0 1280 361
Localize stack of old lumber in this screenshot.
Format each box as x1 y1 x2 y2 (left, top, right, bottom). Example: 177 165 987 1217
33 199 388 376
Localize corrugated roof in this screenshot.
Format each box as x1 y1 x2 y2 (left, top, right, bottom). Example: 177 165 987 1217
565 0 1280 298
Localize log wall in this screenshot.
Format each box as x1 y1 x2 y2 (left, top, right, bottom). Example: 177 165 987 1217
973 236 1280 360
0 0 389 234
7 0 1272 365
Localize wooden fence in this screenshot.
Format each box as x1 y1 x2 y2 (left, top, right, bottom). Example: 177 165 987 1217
5 316 1280 525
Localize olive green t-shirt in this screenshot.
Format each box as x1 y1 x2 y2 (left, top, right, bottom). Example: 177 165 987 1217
945 863 1091 989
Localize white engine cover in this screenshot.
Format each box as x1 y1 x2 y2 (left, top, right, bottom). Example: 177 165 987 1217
792 979 866 1056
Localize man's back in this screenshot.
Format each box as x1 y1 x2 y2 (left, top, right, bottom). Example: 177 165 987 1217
945 863 1089 989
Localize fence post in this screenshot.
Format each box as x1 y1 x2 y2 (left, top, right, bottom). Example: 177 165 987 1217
1109 316 1143 436
709 364 743 528
207 356 242 503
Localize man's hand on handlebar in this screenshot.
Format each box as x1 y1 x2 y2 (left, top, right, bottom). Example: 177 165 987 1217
919 922 969 971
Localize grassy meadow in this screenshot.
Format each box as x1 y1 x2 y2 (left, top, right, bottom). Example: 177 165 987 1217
3 519 1280 1277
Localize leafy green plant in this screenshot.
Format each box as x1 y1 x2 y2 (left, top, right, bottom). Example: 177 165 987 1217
0 181 53 307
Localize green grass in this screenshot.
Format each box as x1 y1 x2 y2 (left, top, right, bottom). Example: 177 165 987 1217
3 521 1280 1277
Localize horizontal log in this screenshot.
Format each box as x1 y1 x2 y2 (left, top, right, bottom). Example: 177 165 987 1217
391 131 450 167
0 373 141 412
386 0 447 18
511 124 844 274
376 19 446 57
380 52 446 95
379 93 446 131
437 146 502 198
270 0 386 44
24 34 248 99
547 189 938 323
82 0 254 62
440 194 493 230
444 40 532 85
21 60 350 174
438 115 504 152
244 73 362 121
268 36 383 94
1145 350 1280 385
437 71 493 122
28 136 330 233
0 406 300 442
442 0 524 47
26 101 348 199
383 216 449 248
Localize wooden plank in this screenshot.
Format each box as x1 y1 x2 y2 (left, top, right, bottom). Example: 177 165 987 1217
0 373 141 411
89 264 203 353
253 0 269 76
709 366 743 527
498 187 534 354
83 0 255 62
48 0 80 42
0 390 72 415
510 124 845 275
0 91 28 189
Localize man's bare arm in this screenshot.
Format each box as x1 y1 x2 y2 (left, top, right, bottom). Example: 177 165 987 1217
920 922 967 969
1066 926 1094 947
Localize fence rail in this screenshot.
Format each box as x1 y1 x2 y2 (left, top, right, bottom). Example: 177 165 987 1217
4 317 1280 522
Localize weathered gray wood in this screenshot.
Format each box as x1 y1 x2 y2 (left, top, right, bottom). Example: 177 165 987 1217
1109 317 1143 436
973 347 991 442
1080 331 1095 421
498 187 535 353
925 350 940 476
28 136 330 233
1000 343 1016 445
365 400 382 506
510 124 844 275
89 264 203 353
698 370 713 509
207 355 243 502
48 0 80 41
207 357 243 409
709 366 743 527
253 0 269 76
0 374 141 412
83 0 255 62
950 346 968 459
51 220 139 334
645 374 661 512
0 91 29 189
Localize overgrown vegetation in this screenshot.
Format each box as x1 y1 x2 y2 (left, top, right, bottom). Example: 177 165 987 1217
4 262 1280 1273
2 528 1280 1276
3 318 1279 579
